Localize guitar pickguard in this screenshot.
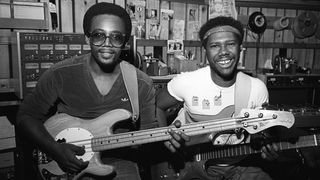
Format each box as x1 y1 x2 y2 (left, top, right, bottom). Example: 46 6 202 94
55 127 94 161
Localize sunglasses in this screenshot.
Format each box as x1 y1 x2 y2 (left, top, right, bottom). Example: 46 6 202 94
89 30 126 48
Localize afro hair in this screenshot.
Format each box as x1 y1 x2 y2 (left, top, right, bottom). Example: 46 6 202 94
199 16 244 47
83 2 132 44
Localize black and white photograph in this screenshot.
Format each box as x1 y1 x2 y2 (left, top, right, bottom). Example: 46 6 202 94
1 1 320 180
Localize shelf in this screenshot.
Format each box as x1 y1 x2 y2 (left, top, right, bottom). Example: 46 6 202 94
244 42 320 49
137 39 320 49
137 39 202 47
0 101 20 107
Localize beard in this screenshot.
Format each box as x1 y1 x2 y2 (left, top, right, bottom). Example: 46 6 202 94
215 66 238 81
98 60 119 73
210 58 239 81
92 51 122 73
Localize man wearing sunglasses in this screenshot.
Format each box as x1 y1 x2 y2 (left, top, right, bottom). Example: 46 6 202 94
16 2 162 179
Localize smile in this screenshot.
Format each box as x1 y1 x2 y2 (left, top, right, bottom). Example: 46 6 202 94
218 59 231 65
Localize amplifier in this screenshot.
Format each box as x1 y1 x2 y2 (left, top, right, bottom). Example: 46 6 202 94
12 32 90 99
257 74 320 106
257 74 320 128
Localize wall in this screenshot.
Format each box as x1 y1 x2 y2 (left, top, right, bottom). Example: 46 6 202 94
1 0 320 79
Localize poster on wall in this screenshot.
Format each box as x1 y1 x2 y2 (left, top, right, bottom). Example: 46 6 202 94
127 0 146 38
208 0 237 20
126 0 146 21
173 19 185 40
160 9 174 20
167 39 184 54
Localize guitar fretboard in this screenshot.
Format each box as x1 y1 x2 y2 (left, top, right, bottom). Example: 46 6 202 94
195 134 320 161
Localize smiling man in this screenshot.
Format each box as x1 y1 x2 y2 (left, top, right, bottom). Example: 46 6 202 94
16 2 160 180
156 16 280 179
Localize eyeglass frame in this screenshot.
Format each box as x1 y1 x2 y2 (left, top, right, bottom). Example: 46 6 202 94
88 30 126 48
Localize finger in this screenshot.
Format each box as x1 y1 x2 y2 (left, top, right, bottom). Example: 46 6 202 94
77 158 89 170
164 141 176 153
70 156 89 172
272 143 279 151
269 143 279 160
261 146 267 154
170 138 181 149
178 131 190 142
73 145 86 156
262 144 278 160
261 146 272 160
267 144 279 158
261 151 267 159
168 129 182 142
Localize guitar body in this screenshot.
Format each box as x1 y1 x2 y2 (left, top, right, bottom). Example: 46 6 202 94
37 109 132 179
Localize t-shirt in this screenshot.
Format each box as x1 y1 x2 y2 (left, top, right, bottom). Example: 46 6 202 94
18 53 158 132
168 66 269 145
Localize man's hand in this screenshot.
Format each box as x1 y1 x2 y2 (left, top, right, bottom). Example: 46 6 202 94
261 142 280 161
164 120 190 153
52 143 89 174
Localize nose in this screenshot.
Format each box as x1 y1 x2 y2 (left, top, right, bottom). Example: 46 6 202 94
219 45 229 56
102 37 112 47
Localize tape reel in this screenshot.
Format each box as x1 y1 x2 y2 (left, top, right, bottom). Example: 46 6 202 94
248 11 267 34
273 16 290 31
292 11 318 39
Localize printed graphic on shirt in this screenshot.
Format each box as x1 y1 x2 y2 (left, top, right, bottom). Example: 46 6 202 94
214 91 222 106
202 99 210 109
192 96 199 106
121 97 129 102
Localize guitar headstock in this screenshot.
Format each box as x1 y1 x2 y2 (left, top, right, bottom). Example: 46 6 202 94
238 109 295 134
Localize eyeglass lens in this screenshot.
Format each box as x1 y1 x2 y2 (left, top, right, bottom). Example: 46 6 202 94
90 30 125 47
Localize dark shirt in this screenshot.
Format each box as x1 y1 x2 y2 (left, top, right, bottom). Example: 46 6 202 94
17 53 158 132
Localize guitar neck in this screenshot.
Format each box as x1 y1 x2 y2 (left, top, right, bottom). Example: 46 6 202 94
90 108 294 152
195 134 320 161
92 117 240 152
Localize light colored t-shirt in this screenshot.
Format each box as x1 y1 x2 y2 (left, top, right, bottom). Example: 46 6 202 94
167 66 269 145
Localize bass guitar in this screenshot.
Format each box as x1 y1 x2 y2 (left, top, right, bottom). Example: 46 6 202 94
35 108 294 179
151 133 320 180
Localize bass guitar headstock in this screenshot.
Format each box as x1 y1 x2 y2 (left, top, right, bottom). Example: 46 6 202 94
237 109 295 134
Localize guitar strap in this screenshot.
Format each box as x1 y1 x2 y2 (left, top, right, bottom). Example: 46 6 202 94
234 71 251 116
120 61 139 124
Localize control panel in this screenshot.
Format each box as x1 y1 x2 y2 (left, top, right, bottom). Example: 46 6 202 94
15 32 90 99
258 74 320 88
257 74 320 106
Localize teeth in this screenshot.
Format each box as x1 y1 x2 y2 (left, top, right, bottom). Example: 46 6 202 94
218 60 231 64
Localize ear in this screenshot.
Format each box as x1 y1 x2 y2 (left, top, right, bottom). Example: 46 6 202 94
85 36 90 45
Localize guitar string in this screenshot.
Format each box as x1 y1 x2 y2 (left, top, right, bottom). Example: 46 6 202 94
61 116 245 145
196 134 320 160
82 136 319 155
198 135 319 160
68 115 280 151
59 115 280 149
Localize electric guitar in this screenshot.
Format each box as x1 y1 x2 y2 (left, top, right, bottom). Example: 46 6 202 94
35 108 294 179
151 133 320 180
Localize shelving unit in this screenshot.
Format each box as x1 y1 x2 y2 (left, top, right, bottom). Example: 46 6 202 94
135 0 320 74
